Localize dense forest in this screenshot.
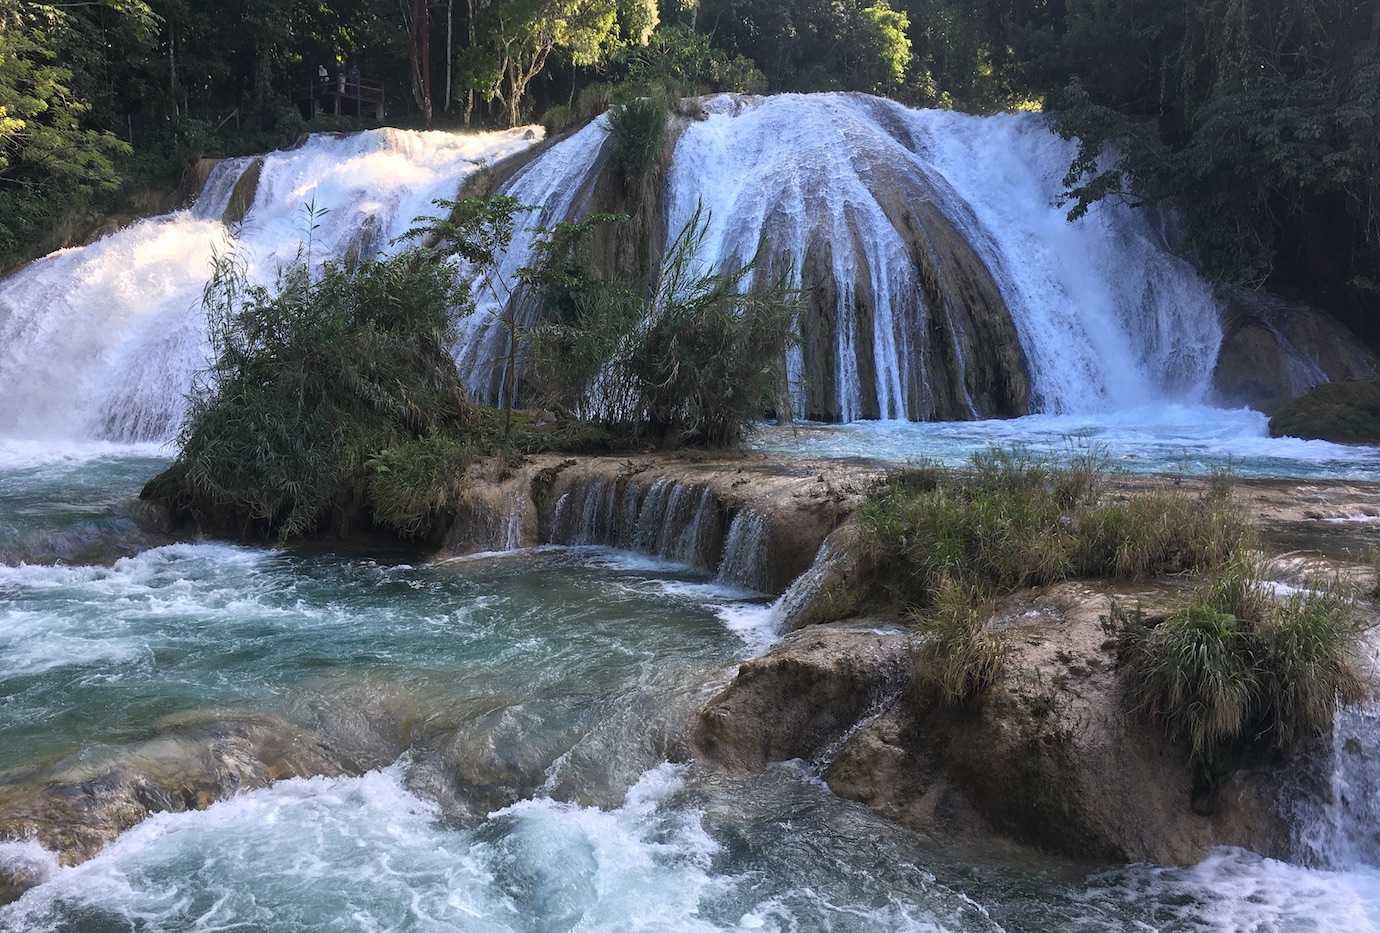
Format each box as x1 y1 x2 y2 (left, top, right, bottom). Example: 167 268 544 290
2 0 1377 341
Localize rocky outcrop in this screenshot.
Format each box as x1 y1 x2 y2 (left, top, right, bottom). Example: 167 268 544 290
221 157 264 225
1269 379 1380 444
1212 288 1378 412
694 582 1297 865
0 712 348 873
693 623 911 771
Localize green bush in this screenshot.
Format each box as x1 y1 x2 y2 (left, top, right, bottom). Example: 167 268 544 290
606 97 668 188
144 198 526 541
1111 558 1370 768
366 436 477 539
531 206 799 447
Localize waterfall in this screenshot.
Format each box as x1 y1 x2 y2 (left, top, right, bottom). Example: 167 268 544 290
716 510 771 592
664 93 1225 420
550 476 730 573
1291 701 1380 869
453 118 611 403
0 127 541 443
900 107 1224 411
5 93 1238 437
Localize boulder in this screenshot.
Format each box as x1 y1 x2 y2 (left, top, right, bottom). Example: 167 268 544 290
1213 288 1377 413
1269 379 1380 444
694 583 1296 865
692 622 912 771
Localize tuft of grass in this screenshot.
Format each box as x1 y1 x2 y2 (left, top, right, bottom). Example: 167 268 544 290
912 577 1007 705
861 448 1252 707
1115 603 1258 765
1110 557 1371 768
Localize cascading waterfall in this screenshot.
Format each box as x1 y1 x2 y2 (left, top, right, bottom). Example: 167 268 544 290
664 93 1224 420
715 510 771 592
0 127 541 443
900 107 1225 410
551 477 727 572
453 118 611 403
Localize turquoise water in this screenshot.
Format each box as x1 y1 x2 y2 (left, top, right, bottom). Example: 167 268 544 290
3 448 1380 931
751 405 1380 481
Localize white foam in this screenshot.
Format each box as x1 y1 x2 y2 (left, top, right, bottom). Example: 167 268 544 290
751 403 1380 480
1083 847 1380 932
0 763 730 932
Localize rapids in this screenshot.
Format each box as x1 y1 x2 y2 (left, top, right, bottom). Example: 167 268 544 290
3 449 1380 931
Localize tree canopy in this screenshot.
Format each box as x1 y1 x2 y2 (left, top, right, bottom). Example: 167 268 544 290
0 0 1375 343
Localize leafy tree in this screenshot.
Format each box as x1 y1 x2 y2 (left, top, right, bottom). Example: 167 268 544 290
0 0 147 259
461 0 655 126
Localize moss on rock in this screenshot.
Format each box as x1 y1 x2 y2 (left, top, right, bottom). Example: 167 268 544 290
1268 379 1380 443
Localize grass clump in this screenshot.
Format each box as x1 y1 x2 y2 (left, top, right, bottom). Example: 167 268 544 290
860 449 1250 705
914 577 1008 706
1112 555 1371 770
532 204 799 448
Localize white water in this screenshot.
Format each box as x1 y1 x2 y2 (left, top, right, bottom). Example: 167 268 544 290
454 118 610 402
0 127 540 442
752 404 1380 481
667 93 1223 420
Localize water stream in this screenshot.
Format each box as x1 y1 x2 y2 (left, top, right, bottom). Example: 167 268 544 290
2 449 1379 931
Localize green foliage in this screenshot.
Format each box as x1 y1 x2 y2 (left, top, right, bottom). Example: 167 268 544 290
617 25 765 97
861 449 1251 706
606 97 667 186
912 577 1007 705
145 197 531 541
1268 379 1380 444
531 206 799 447
1115 603 1259 766
860 448 1246 608
1112 557 1370 769
366 435 476 538
693 0 912 94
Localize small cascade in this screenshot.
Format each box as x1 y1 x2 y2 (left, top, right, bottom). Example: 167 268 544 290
715 510 771 592
1291 701 1380 868
454 119 611 403
549 476 727 573
769 535 840 632
0 127 541 443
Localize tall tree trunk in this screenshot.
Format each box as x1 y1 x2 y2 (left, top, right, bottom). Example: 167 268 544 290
168 24 178 117
464 0 477 126
445 0 453 112
417 0 432 127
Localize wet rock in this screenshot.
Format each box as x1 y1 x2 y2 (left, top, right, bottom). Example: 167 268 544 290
775 523 881 630
692 622 912 771
697 584 1296 865
1213 288 1377 413
221 157 264 226
0 711 347 891
1269 379 1380 444
441 453 865 594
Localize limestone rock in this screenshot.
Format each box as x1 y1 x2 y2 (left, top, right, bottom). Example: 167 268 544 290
692 622 912 771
